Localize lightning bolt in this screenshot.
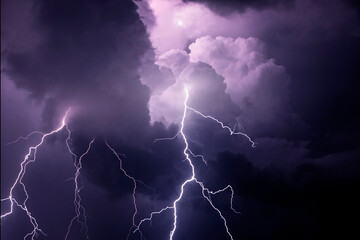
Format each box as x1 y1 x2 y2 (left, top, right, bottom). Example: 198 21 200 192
133 87 255 240
1 110 70 239
106 141 155 240
1 110 94 240
65 137 95 240
6 131 45 146
187 106 256 148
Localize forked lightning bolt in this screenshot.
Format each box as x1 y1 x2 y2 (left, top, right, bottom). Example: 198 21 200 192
1 110 94 240
106 141 141 240
6 131 45 146
133 87 255 240
1 110 70 239
106 141 156 240
65 137 95 240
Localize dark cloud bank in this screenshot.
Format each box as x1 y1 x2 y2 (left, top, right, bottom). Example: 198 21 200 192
1 0 360 239
183 0 295 14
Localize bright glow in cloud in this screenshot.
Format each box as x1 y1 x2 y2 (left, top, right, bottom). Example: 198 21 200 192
137 0 305 137
137 0 233 53
176 19 184 27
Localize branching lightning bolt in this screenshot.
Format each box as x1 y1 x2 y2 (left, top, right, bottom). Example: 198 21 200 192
106 141 141 240
65 137 95 240
153 132 180 144
1 110 70 239
187 106 256 148
106 141 157 240
133 88 256 240
1 110 94 240
6 131 45 146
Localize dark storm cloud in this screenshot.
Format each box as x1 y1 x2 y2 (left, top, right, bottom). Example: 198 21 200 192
183 0 294 14
171 150 360 240
2 0 360 239
3 0 151 139
184 0 360 15
68 126 192 201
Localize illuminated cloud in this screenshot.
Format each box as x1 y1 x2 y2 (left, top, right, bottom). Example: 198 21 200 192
138 0 307 138
188 36 300 137
146 35 304 137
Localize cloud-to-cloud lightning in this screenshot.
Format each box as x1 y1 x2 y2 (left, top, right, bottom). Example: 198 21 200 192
1 110 95 240
134 87 255 240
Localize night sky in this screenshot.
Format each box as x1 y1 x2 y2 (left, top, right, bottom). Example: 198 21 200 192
1 0 360 239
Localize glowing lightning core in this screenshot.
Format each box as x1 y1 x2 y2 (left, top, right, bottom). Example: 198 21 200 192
134 88 255 240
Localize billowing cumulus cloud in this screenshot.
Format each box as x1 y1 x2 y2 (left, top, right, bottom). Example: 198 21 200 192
156 49 190 77
150 60 240 125
188 36 306 137
147 35 305 138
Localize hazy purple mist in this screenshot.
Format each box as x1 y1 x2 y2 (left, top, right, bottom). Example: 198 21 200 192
1 0 360 239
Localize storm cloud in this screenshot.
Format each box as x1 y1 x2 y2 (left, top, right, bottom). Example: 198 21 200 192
3 0 152 140
2 0 360 239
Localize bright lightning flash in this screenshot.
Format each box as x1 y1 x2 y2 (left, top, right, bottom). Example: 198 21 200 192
133 88 256 240
1 110 94 240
